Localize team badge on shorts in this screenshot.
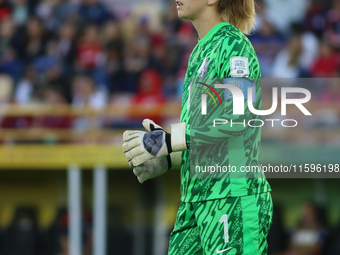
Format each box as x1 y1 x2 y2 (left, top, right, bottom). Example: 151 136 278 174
230 57 249 78
198 58 210 78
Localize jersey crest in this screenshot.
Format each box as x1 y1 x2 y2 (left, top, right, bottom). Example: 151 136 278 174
198 58 210 78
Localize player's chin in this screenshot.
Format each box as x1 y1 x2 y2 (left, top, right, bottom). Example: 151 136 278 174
177 11 190 20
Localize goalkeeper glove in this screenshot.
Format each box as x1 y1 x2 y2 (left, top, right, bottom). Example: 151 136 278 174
132 152 181 183
122 119 187 166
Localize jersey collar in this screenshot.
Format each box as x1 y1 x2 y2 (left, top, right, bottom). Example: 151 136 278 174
198 22 230 46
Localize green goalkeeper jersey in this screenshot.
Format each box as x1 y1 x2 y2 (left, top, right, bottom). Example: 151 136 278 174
179 22 271 202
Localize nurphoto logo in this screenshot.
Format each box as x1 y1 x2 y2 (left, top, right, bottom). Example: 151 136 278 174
200 83 312 128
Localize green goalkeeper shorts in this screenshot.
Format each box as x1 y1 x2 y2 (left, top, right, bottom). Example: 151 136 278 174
168 192 273 255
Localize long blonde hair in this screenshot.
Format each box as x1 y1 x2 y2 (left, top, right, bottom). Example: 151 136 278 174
217 0 256 35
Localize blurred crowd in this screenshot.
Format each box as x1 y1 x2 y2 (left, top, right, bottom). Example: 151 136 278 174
0 0 338 131
0 2 339 255
253 0 340 80
1 200 339 255
0 0 194 111
268 201 340 255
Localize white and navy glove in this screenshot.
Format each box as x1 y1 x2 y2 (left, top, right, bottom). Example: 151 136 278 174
132 152 181 183
122 119 187 167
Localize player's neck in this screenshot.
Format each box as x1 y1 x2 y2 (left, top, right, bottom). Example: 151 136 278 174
192 13 224 40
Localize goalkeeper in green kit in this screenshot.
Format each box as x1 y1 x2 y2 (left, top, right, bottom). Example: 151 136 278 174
122 0 273 254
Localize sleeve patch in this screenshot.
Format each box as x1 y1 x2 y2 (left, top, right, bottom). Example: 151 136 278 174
230 57 249 78
223 78 256 102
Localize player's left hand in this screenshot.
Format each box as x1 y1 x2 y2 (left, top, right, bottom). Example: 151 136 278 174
132 156 169 183
123 119 172 166
122 119 187 167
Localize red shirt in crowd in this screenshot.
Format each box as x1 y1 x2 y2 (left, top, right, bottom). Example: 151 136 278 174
310 53 340 77
134 68 166 124
0 3 11 22
76 42 102 70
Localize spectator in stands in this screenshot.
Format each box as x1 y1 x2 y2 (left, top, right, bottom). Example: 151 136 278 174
19 17 47 61
134 68 165 105
101 21 125 92
298 27 319 77
106 68 166 129
0 74 12 105
31 86 72 145
0 18 23 81
57 22 78 77
102 21 123 51
14 65 36 105
272 25 318 78
163 2 183 37
33 40 73 102
324 0 340 49
265 0 311 33
272 33 303 78
123 40 149 92
52 0 77 26
78 0 114 25
285 202 328 255
76 24 103 71
0 18 16 54
0 75 34 131
34 40 60 75
72 74 106 110
310 40 340 78
304 0 327 38
250 19 285 77
72 74 107 132
46 63 72 103
36 0 58 32
12 0 29 26
32 85 71 128
254 0 271 32
0 0 11 22
175 34 196 99
133 68 166 124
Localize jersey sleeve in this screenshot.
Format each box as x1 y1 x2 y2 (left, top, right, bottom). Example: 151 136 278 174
185 37 262 148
